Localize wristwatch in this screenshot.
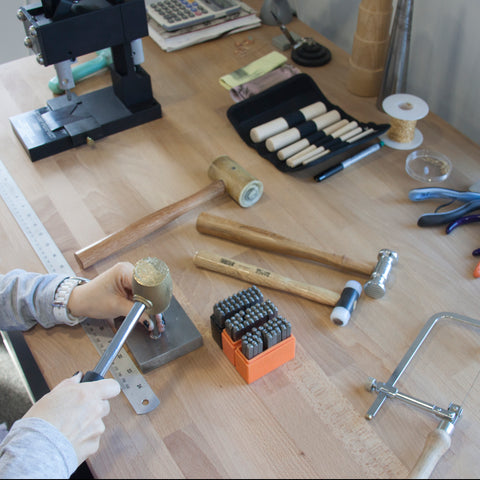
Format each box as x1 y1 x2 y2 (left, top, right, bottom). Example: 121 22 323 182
53 277 88 326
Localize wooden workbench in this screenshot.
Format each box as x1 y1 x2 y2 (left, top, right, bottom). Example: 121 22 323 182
1 1 479 477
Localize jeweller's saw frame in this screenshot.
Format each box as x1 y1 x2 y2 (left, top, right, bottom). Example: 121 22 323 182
365 311 480 478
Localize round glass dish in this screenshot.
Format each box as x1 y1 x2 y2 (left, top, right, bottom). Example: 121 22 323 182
405 149 452 183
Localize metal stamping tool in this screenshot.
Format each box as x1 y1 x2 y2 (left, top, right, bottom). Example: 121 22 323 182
363 248 398 299
225 300 278 341
82 257 172 383
241 316 292 360
212 285 264 328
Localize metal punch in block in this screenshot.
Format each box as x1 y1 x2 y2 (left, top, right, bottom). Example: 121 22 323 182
212 285 264 329
209 285 296 383
115 295 203 373
210 285 264 348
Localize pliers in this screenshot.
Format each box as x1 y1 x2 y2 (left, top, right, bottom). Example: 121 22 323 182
445 213 480 277
408 187 480 227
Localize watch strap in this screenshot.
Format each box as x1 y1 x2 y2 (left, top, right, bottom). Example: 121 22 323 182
53 277 88 326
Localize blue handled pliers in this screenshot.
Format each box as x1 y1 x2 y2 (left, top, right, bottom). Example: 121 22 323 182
408 187 480 226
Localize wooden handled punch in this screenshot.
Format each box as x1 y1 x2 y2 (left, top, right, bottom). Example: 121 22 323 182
250 101 327 143
75 156 263 269
196 212 374 277
193 250 340 306
265 110 342 152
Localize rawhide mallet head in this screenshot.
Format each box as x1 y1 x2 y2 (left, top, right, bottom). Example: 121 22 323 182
363 249 398 299
330 280 363 326
208 155 263 207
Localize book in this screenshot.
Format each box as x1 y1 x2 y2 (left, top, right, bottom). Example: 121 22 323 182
147 1 261 53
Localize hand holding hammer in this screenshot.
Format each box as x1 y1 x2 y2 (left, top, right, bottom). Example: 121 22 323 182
74 156 263 269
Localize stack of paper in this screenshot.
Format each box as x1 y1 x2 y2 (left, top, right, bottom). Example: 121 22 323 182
147 1 261 53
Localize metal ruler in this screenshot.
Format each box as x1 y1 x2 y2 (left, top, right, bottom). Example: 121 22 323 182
0 159 160 414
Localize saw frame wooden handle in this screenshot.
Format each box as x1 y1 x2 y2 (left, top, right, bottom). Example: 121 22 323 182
193 250 340 306
196 212 374 277
408 426 452 479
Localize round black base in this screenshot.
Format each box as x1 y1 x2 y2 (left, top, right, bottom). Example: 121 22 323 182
292 38 332 67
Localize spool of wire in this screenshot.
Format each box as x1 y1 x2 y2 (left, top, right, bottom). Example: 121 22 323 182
380 93 429 150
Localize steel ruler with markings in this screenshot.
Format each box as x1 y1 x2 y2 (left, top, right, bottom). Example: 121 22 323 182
0 159 160 414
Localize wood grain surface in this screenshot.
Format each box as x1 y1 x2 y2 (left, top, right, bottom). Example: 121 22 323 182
0 1 479 477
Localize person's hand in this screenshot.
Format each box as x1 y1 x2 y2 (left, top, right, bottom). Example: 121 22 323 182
67 262 165 333
23 372 121 465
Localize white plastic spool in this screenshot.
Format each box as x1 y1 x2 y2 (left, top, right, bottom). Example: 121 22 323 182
380 93 429 150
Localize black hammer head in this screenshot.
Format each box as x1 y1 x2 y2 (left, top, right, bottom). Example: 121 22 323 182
330 280 362 326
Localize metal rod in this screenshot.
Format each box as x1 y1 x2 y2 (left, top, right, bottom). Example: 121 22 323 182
92 301 146 378
377 0 414 110
270 9 298 47
370 381 457 422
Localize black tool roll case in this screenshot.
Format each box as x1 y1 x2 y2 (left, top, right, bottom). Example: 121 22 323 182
227 73 389 173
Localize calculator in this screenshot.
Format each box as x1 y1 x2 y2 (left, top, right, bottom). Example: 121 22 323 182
147 0 241 32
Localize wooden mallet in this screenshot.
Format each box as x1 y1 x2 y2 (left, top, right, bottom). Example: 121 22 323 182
74 156 263 269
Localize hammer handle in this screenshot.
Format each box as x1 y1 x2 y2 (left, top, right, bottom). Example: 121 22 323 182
75 180 226 269
196 213 373 277
193 250 340 306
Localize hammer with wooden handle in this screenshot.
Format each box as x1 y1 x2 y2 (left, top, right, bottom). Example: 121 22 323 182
193 250 340 306
74 156 263 269
196 212 374 277
193 250 362 326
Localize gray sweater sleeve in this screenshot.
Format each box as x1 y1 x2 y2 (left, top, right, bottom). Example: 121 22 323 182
0 270 80 478
0 269 67 331
0 417 78 479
